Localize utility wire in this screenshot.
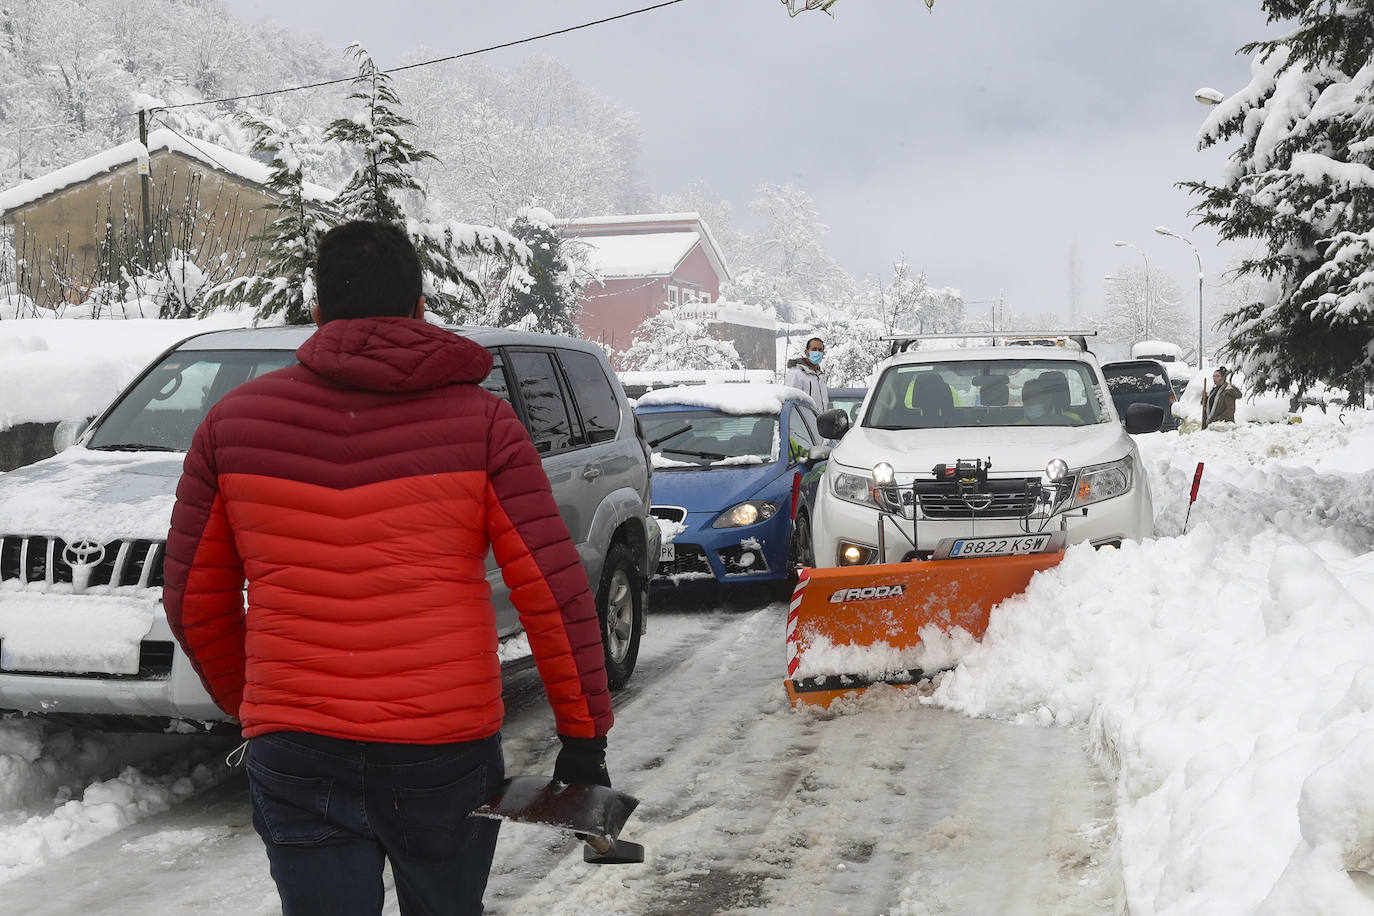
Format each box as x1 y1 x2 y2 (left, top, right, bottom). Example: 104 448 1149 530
157 0 692 112
1 1 691 140
150 118 234 174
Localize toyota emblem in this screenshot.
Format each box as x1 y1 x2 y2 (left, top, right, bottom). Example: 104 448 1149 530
63 539 106 569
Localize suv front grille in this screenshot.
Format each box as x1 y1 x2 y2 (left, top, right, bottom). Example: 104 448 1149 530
0 536 165 589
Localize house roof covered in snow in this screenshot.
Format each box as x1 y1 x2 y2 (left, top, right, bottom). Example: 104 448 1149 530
0 128 335 216
562 212 730 283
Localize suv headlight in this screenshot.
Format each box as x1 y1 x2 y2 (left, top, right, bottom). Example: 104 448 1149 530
712 500 779 528
1072 456 1133 508
831 470 876 507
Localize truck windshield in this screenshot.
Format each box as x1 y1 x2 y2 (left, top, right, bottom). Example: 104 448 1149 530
87 349 297 452
864 359 1106 429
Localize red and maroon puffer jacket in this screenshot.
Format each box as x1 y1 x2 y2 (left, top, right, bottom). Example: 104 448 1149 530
162 317 612 743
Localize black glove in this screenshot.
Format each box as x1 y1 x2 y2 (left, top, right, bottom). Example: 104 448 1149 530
553 735 611 788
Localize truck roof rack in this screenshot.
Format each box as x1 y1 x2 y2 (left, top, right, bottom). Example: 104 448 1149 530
879 331 1098 356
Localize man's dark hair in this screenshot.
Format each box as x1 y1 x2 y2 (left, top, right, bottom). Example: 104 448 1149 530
1214 366 1228 377
806 337 824 351
316 221 423 322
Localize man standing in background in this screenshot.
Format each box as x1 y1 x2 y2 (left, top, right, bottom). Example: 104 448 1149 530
785 336 830 412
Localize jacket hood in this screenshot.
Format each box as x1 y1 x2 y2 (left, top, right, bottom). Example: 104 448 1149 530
297 317 493 393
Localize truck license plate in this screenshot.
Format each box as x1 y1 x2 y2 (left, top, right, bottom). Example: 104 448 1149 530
949 534 1052 558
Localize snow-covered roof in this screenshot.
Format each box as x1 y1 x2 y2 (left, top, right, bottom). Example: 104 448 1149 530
634 382 815 414
578 231 702 279
563 211 730 282
676 301 777 330
0 128 335 216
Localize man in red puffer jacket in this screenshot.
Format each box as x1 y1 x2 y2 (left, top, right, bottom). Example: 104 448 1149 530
163 221 612 916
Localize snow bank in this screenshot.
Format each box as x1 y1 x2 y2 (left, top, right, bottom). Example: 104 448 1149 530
895 408 1374 914
0 314 254 430
635 383 814 414
0 717 229 885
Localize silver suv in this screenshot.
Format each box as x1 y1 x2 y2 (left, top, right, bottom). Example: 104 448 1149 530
0 326 659 729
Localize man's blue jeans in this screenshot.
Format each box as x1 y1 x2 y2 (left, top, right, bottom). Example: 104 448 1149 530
246 730 504 916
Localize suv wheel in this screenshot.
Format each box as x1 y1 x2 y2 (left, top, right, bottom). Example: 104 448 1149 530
597 542 643 690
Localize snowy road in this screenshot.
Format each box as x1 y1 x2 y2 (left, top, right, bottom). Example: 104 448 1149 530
2 597 1119 915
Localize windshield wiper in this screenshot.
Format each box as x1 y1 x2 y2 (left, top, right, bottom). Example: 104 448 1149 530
88 443 179 452
648 423 693 447
661 446 728 461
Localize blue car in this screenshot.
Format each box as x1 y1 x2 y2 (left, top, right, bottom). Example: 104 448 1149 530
634 385 828 590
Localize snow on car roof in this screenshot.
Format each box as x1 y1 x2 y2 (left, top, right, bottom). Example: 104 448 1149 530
634 383 814 414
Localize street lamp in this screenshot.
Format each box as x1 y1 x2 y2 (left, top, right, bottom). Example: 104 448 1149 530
1155 225 1207 421
1194 87 1224 106
1113 240 1152 340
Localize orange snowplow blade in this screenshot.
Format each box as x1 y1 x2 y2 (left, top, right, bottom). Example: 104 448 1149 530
785 552 1064 708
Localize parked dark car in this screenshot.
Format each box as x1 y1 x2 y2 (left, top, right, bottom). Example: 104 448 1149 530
1101 359 1178 432
827 387 868 425
635 384 828 593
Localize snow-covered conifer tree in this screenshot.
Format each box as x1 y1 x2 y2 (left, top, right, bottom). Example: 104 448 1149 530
1185 3 1374 401
620 309 742 371
325 44 527 321
492 206 582 335
205 113 335 324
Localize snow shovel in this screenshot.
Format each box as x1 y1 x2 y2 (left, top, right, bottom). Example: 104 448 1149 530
474 776 645 864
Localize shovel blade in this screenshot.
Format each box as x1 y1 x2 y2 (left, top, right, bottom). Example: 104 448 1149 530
474 776 639 840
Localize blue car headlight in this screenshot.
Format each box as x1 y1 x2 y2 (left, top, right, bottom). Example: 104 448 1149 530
712 500 779 528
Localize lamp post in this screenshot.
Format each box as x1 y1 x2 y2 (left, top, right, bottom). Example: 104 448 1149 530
1113 240 1151 340
1155 225 1207 423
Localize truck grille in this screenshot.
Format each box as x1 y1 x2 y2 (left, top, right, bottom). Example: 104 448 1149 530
906 478 1068 520
0 536 164 588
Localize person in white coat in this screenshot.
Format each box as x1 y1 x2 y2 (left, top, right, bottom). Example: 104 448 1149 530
784 337 830 412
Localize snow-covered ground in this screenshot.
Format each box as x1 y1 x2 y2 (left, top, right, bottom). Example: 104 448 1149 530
2 317 1373 912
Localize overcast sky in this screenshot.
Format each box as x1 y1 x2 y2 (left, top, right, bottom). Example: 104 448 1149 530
225 0 1275 331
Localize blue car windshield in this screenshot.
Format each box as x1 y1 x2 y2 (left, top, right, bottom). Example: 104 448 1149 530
638 411 779 469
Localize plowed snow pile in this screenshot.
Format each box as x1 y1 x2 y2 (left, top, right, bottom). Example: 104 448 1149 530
919 408 1374 914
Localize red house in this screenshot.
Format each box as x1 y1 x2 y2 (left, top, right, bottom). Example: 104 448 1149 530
563 213 730 354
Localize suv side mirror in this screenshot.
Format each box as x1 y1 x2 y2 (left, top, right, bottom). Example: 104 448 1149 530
816 409 850 440
52 417 91 452
1124 402 1165 435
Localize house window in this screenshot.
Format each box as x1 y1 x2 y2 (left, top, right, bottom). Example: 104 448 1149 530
683 288 698 305
667 285 679 306
699 292 711 304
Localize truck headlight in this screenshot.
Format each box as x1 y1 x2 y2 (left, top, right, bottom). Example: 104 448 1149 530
1072 456 1133 508
831 471 876 507
712 500 778 528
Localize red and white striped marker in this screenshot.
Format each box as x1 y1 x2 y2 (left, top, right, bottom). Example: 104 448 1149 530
785 567 810 678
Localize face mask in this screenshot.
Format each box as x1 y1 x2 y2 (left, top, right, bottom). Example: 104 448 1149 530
808 350 824 367
1026 403 1045 420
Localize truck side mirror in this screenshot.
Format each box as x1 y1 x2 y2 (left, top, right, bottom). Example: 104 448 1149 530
816 409 850 440
1125 403 1165 435
52 417 91 452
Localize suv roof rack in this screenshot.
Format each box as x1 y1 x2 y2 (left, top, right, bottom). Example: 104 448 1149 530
879 331 1098 355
